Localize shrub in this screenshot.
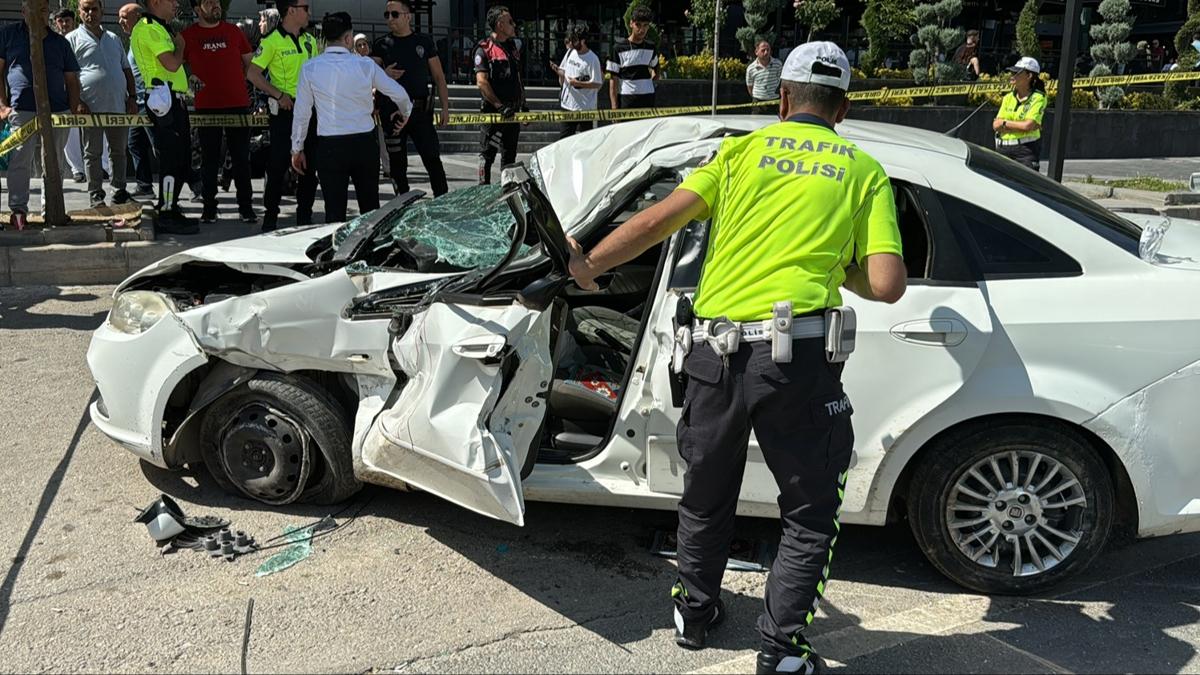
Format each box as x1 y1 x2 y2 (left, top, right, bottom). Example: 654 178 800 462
1167 0 1200 102
738 0 783 54
909 0 965 84
1016 0 1043 59
875 67 915 79
1122 91 1174 110
794 0 841 42
860 0 916 75
687 0 727 46
1089 0 1135 108
666 52 745 80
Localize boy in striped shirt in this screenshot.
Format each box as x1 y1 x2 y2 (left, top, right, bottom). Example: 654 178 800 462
607 5 658 109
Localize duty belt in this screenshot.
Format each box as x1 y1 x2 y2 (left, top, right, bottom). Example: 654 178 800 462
995 136 1038 147
692 315 825 343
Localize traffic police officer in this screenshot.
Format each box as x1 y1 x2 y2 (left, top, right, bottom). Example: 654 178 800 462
371 0 450 196
993 56 1047 171
568 42 907 674
130 0 197 234
474 5 525 185
245 0 317 230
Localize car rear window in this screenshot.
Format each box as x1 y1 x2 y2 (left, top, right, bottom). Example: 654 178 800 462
966 145 1141 256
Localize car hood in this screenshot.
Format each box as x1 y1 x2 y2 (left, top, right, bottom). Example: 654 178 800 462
1120 213 1200 270
116 223 342 292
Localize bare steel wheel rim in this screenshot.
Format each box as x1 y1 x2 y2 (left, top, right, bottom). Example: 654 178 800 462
216 402 313 505
946 449 1088 577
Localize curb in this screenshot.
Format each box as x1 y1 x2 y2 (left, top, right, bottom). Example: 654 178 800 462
0 238 187 286
1064 182 1113 200
1 209 258 287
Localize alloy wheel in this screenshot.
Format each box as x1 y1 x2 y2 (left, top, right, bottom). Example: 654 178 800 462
945 449 1088 577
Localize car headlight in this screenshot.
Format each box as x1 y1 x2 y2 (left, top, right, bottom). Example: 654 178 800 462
109 291 175 334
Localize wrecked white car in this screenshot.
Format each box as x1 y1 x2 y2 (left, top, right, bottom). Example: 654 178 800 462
88 117 1200 595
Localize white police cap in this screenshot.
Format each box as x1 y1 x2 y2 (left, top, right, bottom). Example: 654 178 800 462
1006 56 1041 73
780 41 852 91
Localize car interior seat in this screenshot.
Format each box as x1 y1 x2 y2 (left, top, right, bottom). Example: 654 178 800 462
544 306 642 457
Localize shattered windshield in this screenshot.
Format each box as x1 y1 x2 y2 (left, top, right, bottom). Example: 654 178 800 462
333 185 526 270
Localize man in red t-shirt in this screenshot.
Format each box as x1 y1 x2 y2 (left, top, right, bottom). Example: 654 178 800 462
183 0 256 224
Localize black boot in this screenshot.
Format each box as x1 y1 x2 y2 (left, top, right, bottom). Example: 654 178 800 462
674 598 725 650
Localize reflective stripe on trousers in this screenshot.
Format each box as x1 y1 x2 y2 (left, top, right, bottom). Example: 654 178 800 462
671 338 854 654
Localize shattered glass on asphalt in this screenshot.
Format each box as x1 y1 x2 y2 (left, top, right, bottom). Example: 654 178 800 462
333 185 522 270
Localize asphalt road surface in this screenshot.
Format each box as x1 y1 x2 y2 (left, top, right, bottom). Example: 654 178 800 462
2 283 1200 674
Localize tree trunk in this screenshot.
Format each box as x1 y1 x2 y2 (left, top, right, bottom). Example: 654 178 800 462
27 0 67 226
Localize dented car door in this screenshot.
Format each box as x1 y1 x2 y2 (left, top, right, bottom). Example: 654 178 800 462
359 166 574 526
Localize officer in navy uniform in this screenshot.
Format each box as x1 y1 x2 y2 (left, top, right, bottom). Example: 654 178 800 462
473 5 525 185
568 43 907 674
371 0 450 196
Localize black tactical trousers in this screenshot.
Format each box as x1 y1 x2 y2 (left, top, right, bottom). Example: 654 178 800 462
146 92 191 213
478 102 520 185
998 140 1041 171
384 98 449 196
265 108 318 225
673 337 853 656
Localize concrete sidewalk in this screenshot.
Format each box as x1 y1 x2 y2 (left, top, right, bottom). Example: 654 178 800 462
2 153 1198 286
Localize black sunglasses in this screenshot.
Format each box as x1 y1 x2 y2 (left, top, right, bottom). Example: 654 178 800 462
384 10 409 18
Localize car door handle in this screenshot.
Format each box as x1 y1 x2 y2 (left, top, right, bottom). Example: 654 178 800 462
890 319 967 347
451 335 508 359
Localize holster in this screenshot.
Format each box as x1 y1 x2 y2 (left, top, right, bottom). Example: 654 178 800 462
824 306 857 363
670 295 694 407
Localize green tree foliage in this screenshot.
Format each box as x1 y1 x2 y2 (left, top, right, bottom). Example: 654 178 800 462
908 0 964 84
1016 0 1042 59
1089 0 1135 108
793 0 841 42
687 0 728 47
1167 0 1200 101
737 0 782 54
860 0 916 75
624 0 661 43
1175 0 1200 60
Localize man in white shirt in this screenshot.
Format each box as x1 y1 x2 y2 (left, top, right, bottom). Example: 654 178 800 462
549 22 601 139
291 12 412 224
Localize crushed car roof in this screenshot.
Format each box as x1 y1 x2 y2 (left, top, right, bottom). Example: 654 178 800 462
531 115 969 233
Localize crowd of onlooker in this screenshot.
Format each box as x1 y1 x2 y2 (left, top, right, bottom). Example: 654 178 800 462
0 1 699 233
0 1 695 233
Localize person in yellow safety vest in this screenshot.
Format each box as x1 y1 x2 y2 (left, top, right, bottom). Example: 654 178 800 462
245 0 317 231
130 0 198 234
993 56 1047 171
569 41 907 675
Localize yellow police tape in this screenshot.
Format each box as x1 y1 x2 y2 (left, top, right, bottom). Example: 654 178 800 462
3 70 1200 158
0 116 43 159
846 69 1200 102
